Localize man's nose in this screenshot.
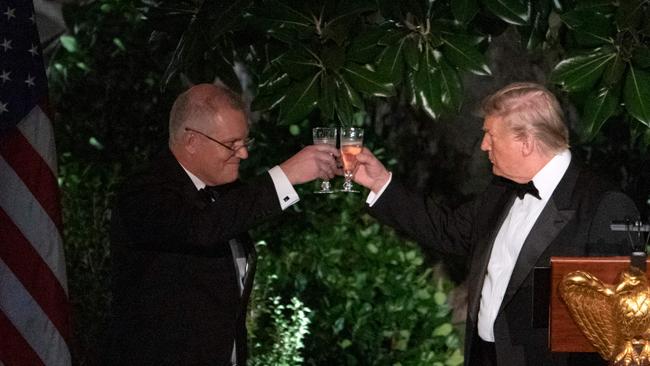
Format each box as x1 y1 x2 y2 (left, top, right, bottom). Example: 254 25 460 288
235 146 249 159
480 135 490 151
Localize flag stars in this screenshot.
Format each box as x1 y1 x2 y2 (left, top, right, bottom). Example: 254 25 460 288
25 74 35 87
1 38 12 52
28 44 39 57
0 70 10 83
4 7 15 20
0 101 8 115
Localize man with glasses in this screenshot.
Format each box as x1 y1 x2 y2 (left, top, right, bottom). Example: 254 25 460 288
105 83 339 365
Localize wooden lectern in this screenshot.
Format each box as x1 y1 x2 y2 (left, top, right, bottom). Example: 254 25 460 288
549 256 650 352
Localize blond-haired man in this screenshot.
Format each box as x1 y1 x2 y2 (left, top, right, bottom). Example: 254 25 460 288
354 82 638 366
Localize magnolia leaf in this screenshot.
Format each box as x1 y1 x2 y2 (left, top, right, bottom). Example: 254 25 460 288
560 10 614 47
162 31 191 90
251 93 286 112
437 57 463 112
337 75 364 109
581 86 619 140
377 38 406 84
518 0 551 50
441 36 491 76
632 47 650 69
347 27 386 64
615 0 644 31
322 44 346 72
342 63 395 97
601 53 627 87
404 70 418 108
335 78 357 124
451 0 479 24
274 49 321 80
573 1 615 12
550 48 616 92
279 73 320 125
483 0 530 26
379 28 407 46
404 36 420 70
250 0 313 30
624 66 650 127
414 48 443 120
322 3 375 46
318 75 337 120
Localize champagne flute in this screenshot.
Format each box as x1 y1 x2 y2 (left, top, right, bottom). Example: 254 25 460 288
312 127 338 194
339 127 364 193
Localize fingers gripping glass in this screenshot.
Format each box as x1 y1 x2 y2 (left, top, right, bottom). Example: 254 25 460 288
312 127 338 194
184 127 254 155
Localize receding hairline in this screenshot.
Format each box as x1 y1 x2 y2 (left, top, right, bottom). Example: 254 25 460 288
168 83 246 145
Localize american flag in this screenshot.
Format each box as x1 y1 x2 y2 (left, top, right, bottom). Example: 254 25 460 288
0 0 71 365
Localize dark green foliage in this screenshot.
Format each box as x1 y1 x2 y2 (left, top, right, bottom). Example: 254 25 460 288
250 194 464 365
49 0 174 164
550 0 650 141
58 156 121 365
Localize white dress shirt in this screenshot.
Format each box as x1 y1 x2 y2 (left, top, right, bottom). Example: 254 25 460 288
477 149 571 341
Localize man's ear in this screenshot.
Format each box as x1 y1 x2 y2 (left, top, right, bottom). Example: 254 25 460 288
183 131 198 154
521 133 535 157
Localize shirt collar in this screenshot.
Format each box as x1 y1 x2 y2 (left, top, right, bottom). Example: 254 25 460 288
178 162 206 190
531 149 571 201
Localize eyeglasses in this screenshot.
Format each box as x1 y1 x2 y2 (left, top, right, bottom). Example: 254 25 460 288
184 127 254 154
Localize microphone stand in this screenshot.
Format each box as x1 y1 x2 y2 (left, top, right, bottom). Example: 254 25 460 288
610 219 650 271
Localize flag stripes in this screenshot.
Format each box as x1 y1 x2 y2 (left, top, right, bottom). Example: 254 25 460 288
0 108 61 231
0 208 70 341
0 155 67 292
0 310 45 366
0 260 70 366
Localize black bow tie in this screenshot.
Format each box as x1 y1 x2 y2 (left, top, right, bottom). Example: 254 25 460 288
199 186 219 202
498 177 541 200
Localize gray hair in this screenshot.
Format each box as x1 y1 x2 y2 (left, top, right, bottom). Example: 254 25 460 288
168 83 245 147
480 82 569 154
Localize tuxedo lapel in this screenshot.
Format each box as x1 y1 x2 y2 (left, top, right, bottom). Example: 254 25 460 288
498 161 580 312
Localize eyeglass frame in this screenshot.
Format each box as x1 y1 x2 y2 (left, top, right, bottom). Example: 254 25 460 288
184 127 254 155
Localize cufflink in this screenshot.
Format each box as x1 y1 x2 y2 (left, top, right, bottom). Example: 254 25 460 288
283 196 290 202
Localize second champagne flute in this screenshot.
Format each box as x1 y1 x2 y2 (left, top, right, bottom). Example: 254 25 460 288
312 127 338 194
339 127 364 193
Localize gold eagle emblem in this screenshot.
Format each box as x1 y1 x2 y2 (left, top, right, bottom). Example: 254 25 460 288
560 267 650 365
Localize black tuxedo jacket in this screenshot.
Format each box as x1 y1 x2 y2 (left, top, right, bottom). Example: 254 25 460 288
105 148 282 365
369 158 639 366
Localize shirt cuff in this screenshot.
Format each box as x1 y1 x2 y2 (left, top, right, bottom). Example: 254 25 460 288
268 166 300 210
365 172 392 207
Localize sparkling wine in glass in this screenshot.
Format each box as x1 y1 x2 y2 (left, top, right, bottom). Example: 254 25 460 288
339 127 364 193
312 127 338 194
